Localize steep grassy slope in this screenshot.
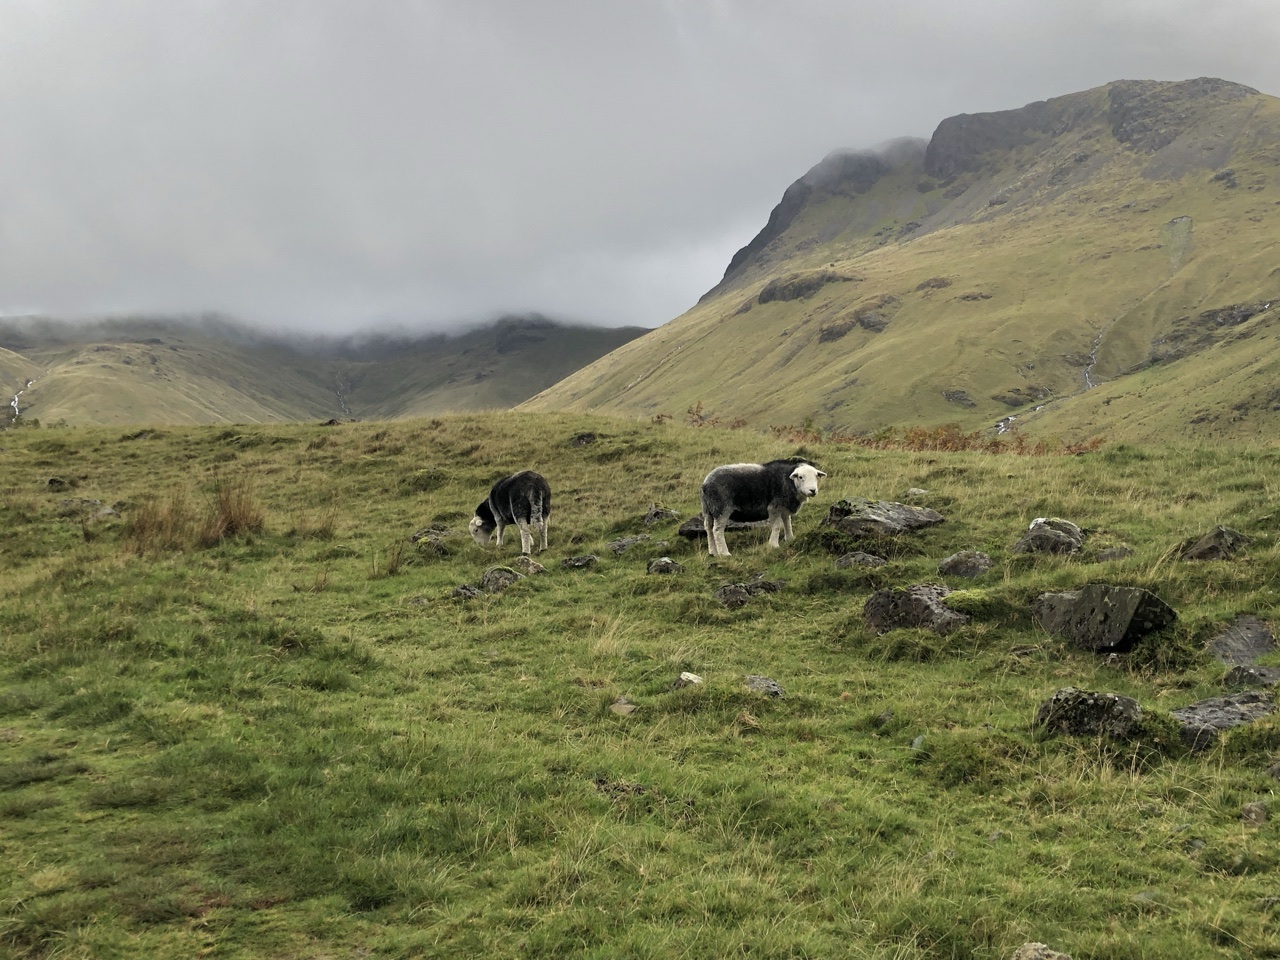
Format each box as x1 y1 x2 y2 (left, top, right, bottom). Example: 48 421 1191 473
2 414 1279 958
0 316 645 427
524 79 1280 443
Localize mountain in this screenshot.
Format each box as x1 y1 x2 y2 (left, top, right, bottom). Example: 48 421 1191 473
522 78 1280 443
0 315 646 426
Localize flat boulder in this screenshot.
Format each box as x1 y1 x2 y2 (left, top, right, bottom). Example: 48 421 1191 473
647 557 684 575
1224 665 1280 688
1206 614 1275 665
1170 691 1275 751
1012 517 1084 555
480 566 524 592
821 498 944 537
863 583 969 636
678 515 771 539
836 551 887 568
1181 525 1250 560
1034 584 1176 652
1035 687 1143 739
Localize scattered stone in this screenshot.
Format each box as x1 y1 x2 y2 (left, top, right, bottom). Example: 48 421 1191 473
1242 801 1269 825
451 584 484 601
1266 762 1280 780
510 556 546 576
1096 546 1134 562
1011 945 1073 960
863 584 969 636
745 675 785 698
1223 665 1280 688
910 734 926 750
410 523 449 543
938 550 993 578
715 584 753 609
47 477 70 491
1207 615 1275 665
1182 525 1250 561
1170 691 1275 751
672 672 704 689
822 498 945 537
321 418 341 426
56 498 118 520
1036 687 1143 739
561 555 599 569
873 709 895 727
480 566 524 592
1034 584 1177 652
569 432 598 446
647 557 684 575
608 534 651 554
411 533 450 557
836 551 887 568
643 504 680 525
609 697 637 716
903 487 929 500
1012 517 1085 555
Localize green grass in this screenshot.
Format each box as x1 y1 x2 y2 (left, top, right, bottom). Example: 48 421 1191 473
1 412 1278 958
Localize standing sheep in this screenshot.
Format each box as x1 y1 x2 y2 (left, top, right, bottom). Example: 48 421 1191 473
469 470 552 555
701 459 826 557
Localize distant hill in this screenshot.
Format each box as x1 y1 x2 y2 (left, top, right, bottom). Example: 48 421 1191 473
523 78 1280 443
0 315 646 426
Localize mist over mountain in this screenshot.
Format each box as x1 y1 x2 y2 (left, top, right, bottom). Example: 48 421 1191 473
526 78 1280 445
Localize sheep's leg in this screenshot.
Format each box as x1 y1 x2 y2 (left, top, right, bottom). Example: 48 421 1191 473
517 520 533 555
767 507 784 548
704 513 717 555
782 513 795 543
495 520 507 547
716 519 731 556
539 518 549 551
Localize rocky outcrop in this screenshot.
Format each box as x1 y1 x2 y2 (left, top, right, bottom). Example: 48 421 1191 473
938 550 992 578
1034 584 1176 652
1181 526 1249 561
822 498 945 537
1108 77 1257 155
863 584 969 636
1170 692 1275 751
1012 517 1084 555
1207 615 1275 665
1035 687 1143 739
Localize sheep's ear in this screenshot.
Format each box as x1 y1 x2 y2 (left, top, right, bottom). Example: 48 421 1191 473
816 470 827 478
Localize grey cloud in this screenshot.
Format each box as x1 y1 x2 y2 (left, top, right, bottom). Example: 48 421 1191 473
1 0 1278 332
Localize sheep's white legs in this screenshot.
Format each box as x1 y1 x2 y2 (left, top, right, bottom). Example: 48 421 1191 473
705 514 731 556
494 521 507 547
516 520 534 555
538 519 549 551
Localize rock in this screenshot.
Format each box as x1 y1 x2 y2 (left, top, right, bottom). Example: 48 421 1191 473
1224 665 1280 688
672 671 704 689
647 557 684 575
1242 801 1268 825
569 432 598 446
714 575 784 608
1011 944 1073 960
1182 525 1250 560
745 675 785 697
1036 687 1143 739
1170 691 1275 751
1206 615 1275 665
643 504 680 525
902 487 929 500
561 555 599 569
1266 762 1280 780
608 534 651 554
938 550 993 578
609 697 637 716
942 389 976 408
835 551 887 568
451 584 484 600
480 566 524 592
47 477 70 491
1034 584 1177 652
863 584 969 636
1012 517 1085 555
821 498 945 537
1196 522 1253 559
510 556 546 576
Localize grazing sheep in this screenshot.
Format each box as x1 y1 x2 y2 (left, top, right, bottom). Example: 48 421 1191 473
701 459 826 557
469 470 552 555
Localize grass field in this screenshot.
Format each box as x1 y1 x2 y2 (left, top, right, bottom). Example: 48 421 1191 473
2 413 1279 958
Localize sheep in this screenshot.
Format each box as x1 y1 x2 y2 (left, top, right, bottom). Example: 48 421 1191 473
701 459 826 557
469 470 552 555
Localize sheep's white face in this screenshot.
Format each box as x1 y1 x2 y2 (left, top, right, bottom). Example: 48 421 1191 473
469 515 493 545
790 464 826 499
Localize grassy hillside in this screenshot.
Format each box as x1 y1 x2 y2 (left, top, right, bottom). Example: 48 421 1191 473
0 316 645 427
2 414 1279 958
523 79 1280 444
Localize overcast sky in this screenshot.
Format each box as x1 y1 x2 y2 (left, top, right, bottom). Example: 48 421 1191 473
2 1 1278 334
